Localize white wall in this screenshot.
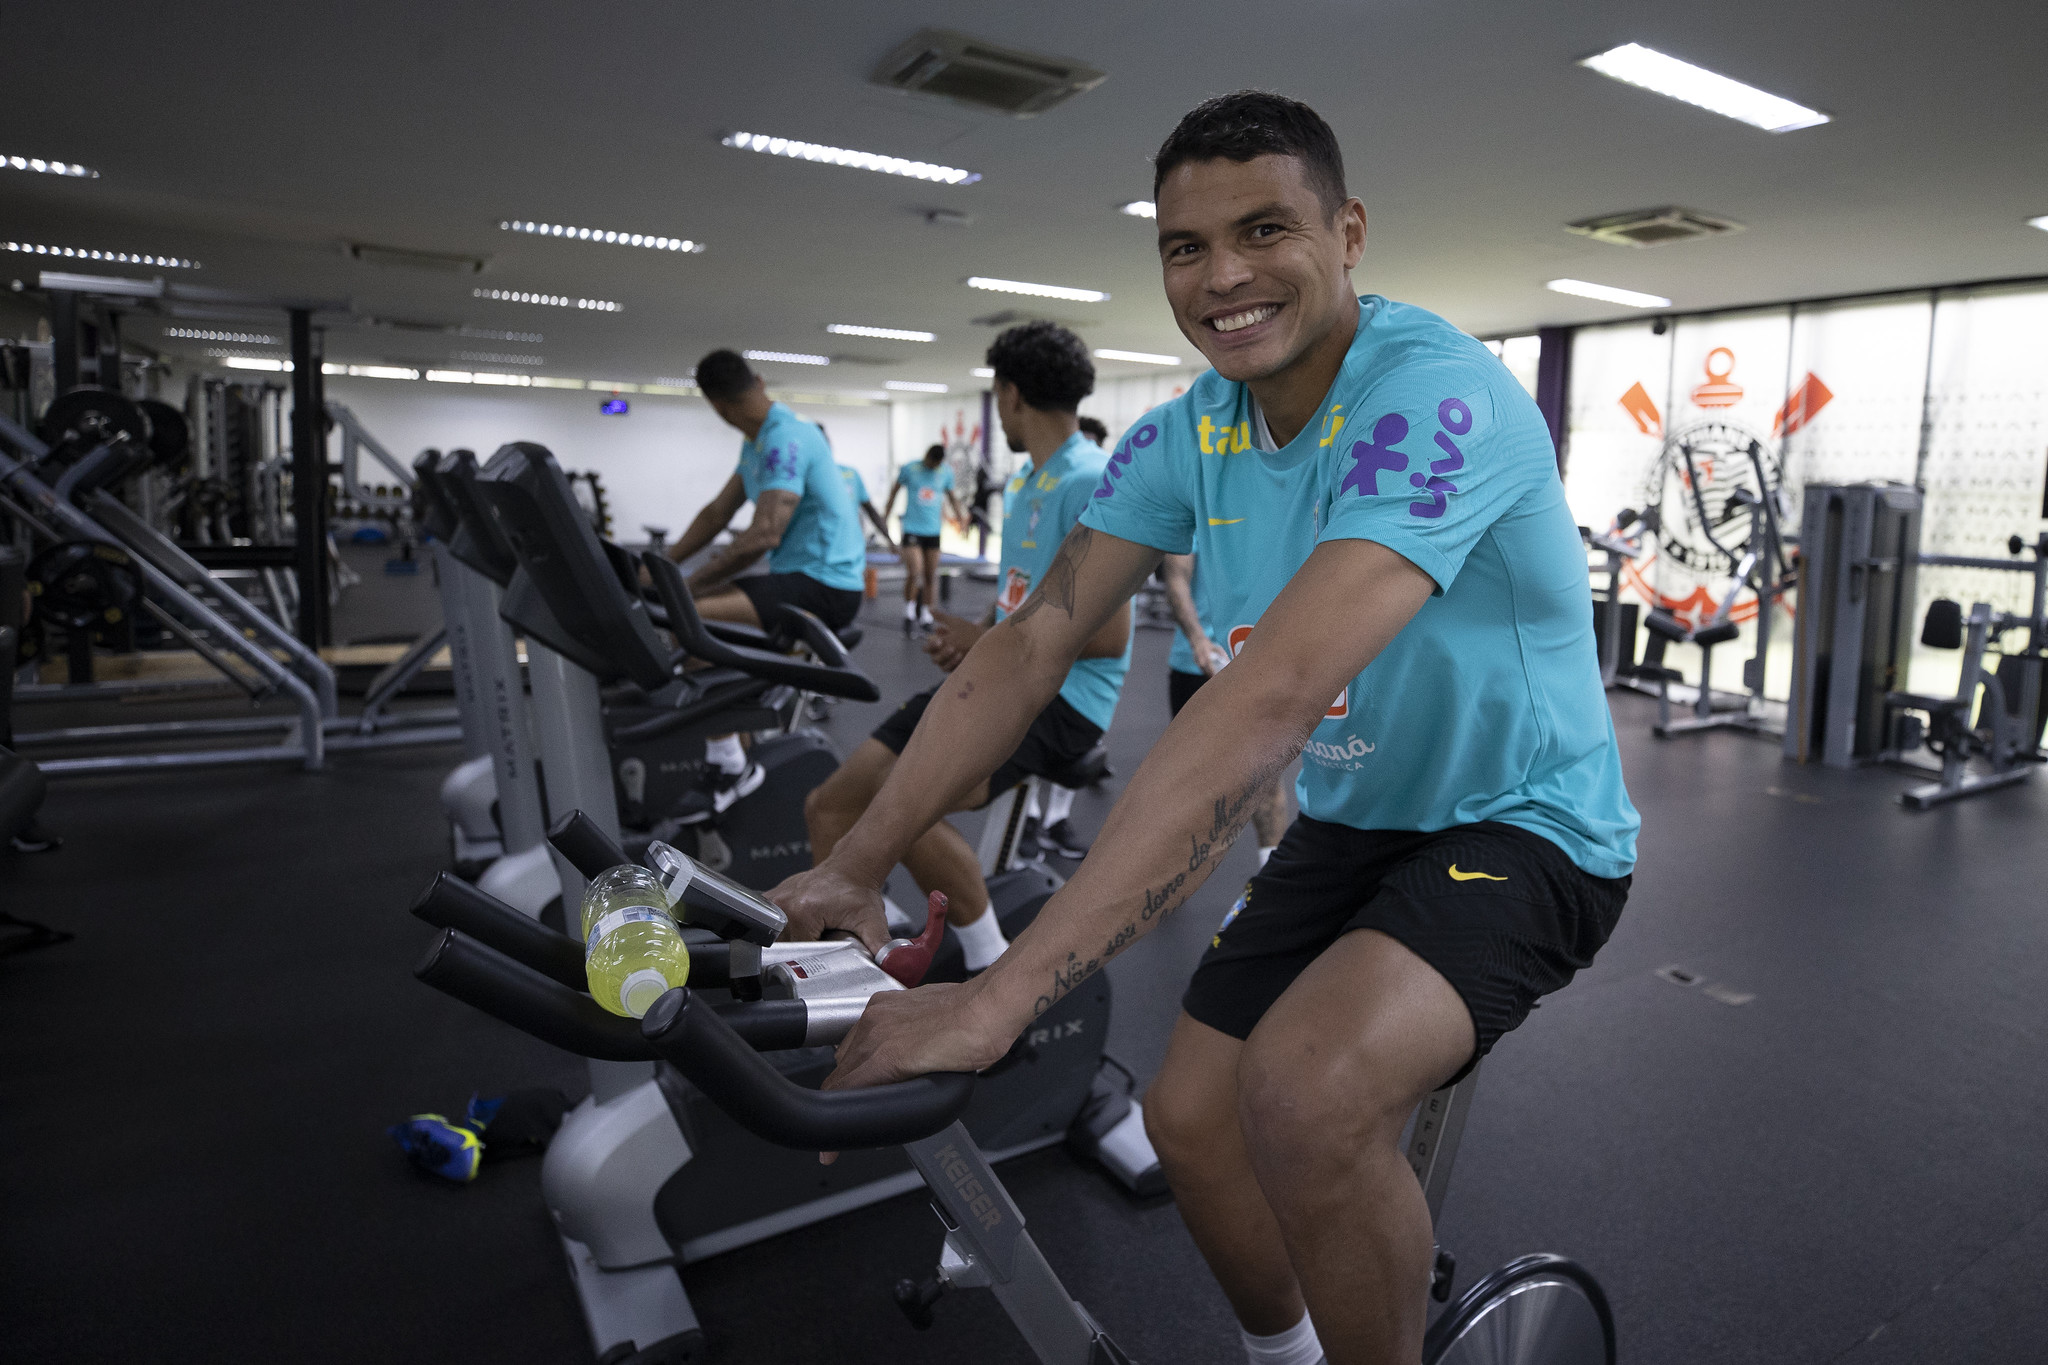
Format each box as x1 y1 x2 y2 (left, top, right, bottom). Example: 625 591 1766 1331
323 376 892 540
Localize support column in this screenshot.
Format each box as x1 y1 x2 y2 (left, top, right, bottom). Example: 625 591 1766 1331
1534 326 1572 473
289 308 331 646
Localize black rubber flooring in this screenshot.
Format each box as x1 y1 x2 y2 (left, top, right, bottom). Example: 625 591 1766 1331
5 577 2046 1364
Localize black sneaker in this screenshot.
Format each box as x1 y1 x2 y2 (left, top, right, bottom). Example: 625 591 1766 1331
1014 814 1043 860
1041 818 1090 860
670 761 766 825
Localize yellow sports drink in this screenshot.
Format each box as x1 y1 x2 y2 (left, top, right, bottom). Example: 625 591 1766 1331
581 864 690 1018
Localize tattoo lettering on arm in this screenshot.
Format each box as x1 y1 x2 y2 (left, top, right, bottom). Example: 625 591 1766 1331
1005 526 1093 628
1030 775 1266 1017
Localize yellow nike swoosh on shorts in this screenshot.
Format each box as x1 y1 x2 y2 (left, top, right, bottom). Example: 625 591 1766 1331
1447 865 1507 882
1207 517 1245 526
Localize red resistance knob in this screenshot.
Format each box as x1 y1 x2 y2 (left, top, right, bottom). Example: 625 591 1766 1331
875 891 948 988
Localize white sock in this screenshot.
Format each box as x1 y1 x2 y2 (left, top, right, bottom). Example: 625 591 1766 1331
952 906 1009 970
1241 1312 1322 1365
904 599 918 619
1023 789 1042 823
1043 784 1076 826
705 734 746 774
1256 845 1276 868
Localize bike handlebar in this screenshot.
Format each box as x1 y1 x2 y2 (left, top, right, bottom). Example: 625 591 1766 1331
642 552 880 703
640 987 975 1150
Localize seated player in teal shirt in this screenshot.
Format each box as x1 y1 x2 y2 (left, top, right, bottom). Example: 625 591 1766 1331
885 444 966 635
769 93 1639 1365
785 322 1133 972
663 350 867 817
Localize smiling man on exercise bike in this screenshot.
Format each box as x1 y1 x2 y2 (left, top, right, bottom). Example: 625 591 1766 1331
770 92 1638 1365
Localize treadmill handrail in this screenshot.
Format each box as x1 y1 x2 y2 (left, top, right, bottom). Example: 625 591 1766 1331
641 987 976 1149
642 552 878 702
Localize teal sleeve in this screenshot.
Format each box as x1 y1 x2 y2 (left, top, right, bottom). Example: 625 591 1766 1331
1319 376 1535 592
1076 411 1195 554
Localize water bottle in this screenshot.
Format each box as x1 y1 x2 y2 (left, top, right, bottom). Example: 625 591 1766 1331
580 864 691 1018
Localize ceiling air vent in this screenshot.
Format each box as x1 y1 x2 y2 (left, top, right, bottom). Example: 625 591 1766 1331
1565 207 1745 248
348 242 487 274
873 29 1106 117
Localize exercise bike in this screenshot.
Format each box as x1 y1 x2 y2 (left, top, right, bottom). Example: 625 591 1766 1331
411 811 1157 1364
418 840 1615 1365
423 443 874 906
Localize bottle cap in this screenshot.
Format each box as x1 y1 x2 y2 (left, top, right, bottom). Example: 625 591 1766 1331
620 969 671 1018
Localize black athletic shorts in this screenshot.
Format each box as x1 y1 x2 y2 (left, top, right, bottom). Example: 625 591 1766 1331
735 571 862 632
1184 815 1629 1077
872 686 1102 801
902 533 942 551
1168 667 1207 716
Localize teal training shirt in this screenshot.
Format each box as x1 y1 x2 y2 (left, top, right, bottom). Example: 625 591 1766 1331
1078 297 1638 879
997 432 1132 733
736 403 865 591
897 461 954 537
837 464 870 510
1168 555 1219 676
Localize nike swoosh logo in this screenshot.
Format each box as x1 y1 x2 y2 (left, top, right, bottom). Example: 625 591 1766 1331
1447 865 1507 882
1208 517 1245 526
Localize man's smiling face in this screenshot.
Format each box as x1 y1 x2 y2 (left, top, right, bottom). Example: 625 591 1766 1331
1155 153 1366 385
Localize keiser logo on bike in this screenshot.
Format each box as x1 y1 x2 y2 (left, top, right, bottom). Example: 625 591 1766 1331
931 1143 1007 1231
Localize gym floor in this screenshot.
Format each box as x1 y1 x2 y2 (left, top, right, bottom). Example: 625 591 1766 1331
5 573 2046 1364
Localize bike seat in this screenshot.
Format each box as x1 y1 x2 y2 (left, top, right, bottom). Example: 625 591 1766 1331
836 625 864 650
1035 743 1112 790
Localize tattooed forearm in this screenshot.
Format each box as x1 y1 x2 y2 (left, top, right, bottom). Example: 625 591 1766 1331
1029 775 1265 1017
1005 526 1093 627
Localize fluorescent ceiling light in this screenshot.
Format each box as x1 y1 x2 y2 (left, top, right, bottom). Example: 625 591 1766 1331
966 276 1109 303
2029 215 2048 233
224 357 287 371
501 220 703 252
1546 278 1672 309
459 326 544 343
455 351 542 365
885 381 948 393
1094 348 1181 366
723 131 980 185
591 381 640 392
1580 43 1829 133
655 375 696 387
344 365 419 380
1119 201 1157 219
427 370 532 386
745 350 829 366
3 155 97 178
175 328 277 344
971 367 995 379
473 288 620 312
533 376 585 390
827 324 936 342
5 241 197 268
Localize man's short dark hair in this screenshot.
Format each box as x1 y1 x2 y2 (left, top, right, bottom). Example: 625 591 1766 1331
695 349 756 402
986 322 1094 413
1152 90 1346 216
924 443 946 462
1076 416 1109 445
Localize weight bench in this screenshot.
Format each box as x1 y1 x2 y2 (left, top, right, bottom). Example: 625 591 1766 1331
1639 610 1757 737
